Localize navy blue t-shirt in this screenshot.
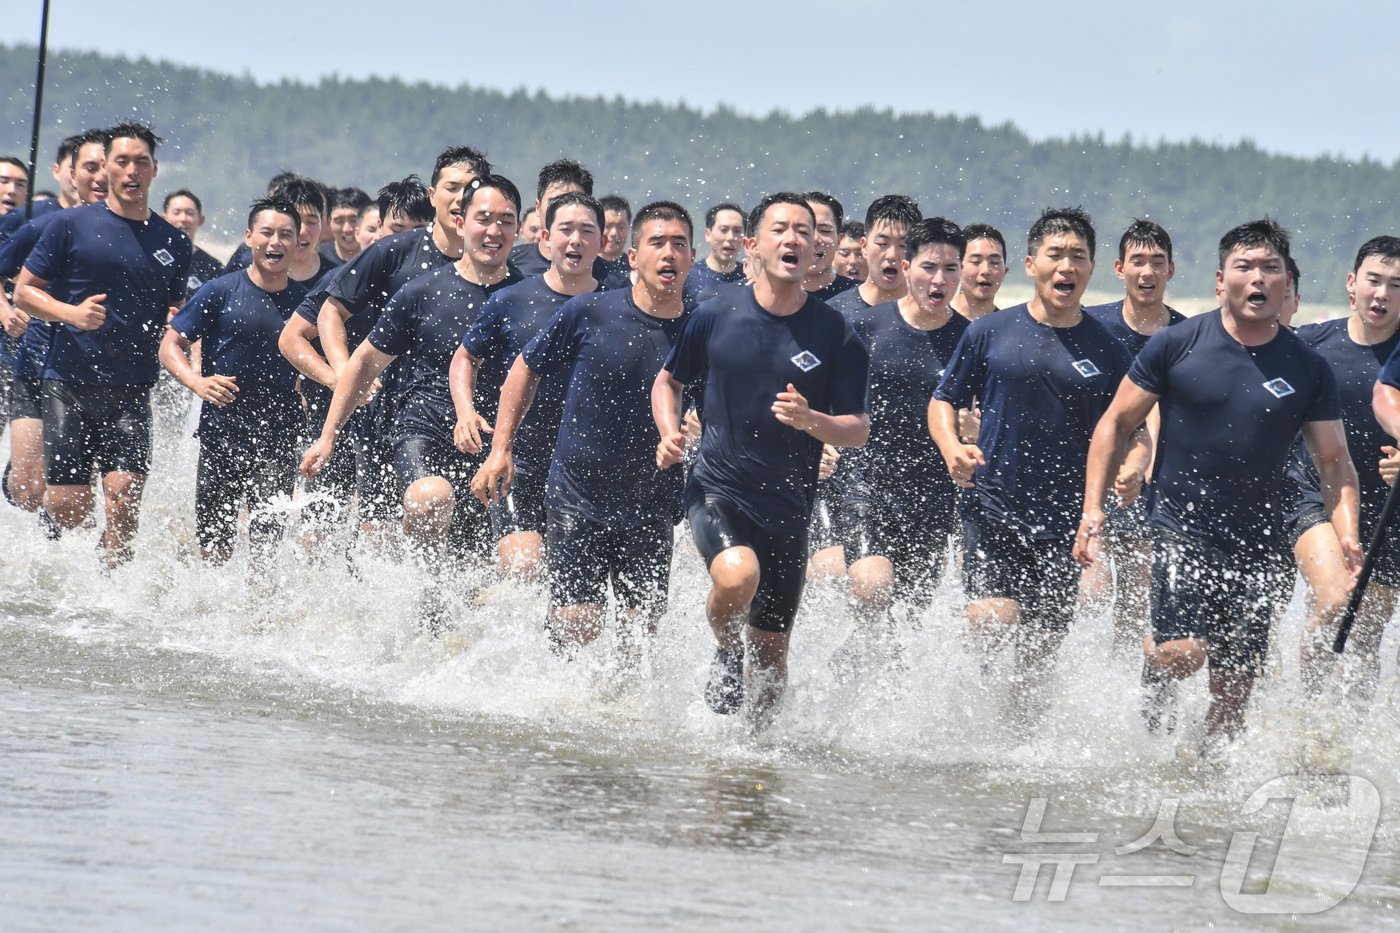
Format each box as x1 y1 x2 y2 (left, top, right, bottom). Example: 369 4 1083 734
523 288 689 528
1287 317 1400 542
317 241 347 268
507 241 630 291
934 304 1132 540
0 207 65 373
826 285 873 315
666 287 870 533
460 274 598 474
1130 310 1341 550
848 301 968 504
0 199 60 241
683 261 746 307
25 201 191 386
326 227 459 351
1084 300 1188 356
169 270 309 445
223 242 252 274
184 246 226 302
367 264 521 448
808 274 859 305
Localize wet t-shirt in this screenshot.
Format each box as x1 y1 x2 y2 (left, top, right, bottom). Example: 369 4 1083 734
325 227 457 351
826 285 874 315
807 274 859 304
184 246 226 302
683 261 746 306
1084 299 1188 356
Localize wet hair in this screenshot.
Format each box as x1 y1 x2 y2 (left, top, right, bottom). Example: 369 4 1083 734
961 223 1006 258
803 191 844 231
330 186 371 214
599 194 632 221
1354 235 1400 272
747 192 816 236
863 194 921 231
839 220 865 241
432 146 491 187
460 173 523 216
162 188 203 214
105 121 162 156
543 190 602 230
271 176 328 218
904 217 966 261
1286 255 1302 298
0 155 28 176
247 196 301 232
70 128 110 164
535 159 594 202
265 170 298 196
1028 206 1096 260
376 175 433 224
1118 218 1173 264
631 200 694 244
1216 218 1290 270
705 202 745 230
55 134 82 167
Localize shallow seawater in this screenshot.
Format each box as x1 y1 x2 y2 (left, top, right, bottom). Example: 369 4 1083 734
1 406 1397 931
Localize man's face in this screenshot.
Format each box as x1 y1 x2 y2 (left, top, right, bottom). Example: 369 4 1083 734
744 201 814 285
1114 241 1173 306
357 209 382 248
0 162 29 215
245 208 297 277
535 182 585 243
295 205 323 258
1349 255 1400 330
163 195 203 238
705 209 745 265
379 209 422 239
329 207 360 252
457 187 518 271
904 242 962 315
806 201 838 276
1216 245 1287 323
105 136 157 209
601 209 629 261
51 156 78 203
545 204 602 278
1026 232 1094 313
430 163 477 230
73 142 107 202
630 217 694 298
862 220 909 291
960 237 1006 305
834 235 866 279
518 211 541 244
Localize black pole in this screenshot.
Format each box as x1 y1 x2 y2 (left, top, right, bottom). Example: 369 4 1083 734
25 0 53 223
1333 475 1400 653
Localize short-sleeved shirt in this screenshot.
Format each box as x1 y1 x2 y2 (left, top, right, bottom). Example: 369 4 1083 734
934 304 1132 540
317 241 348 268
665 287 870 533
324 227 459 351
507 241 630 291
169 271 309 445
683 262 746 307
25 201 191 386
523 288 689 528
184 246 226 302
460 274 598 474
0 207 65 374
807 274 859 305
1129 309 1341 550
826 285 874 315
1084 300 1188 357
366 264 522 448
848 301 968 504
0 199 60 241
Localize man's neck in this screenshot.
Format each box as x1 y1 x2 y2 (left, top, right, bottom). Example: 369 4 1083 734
859 279 903 306
336 241 360 263
1220 306 1280 346
107 197 149 222
951 292 996 321
753 275 807 316
289 250 320 281
1027 295 1082 328
246 264 289 292
632 281 685 319
432 221 463 259
1348 311 1400 346
1121 294 1171 334
544 266 596 297
456 255 508 287
897 294 950 331
804 267 835 292
706 254 736 275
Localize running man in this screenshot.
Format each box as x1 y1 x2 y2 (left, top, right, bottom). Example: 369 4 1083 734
803 191 859 302
833 221 867 281
684 202 747 305
508 160 628 289
162 189 226 299
949 223 1008 322
827 195 921 314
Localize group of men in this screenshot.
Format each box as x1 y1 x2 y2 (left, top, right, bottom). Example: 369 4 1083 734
2 126 1398 748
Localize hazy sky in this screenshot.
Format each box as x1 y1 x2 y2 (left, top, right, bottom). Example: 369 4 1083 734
1 0 1391 163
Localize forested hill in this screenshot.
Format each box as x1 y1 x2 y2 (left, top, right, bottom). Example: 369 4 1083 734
1 43 1394 304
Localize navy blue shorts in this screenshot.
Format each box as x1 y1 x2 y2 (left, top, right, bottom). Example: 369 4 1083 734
841 480 954 606
961 507 1079 633
42 380 151 485
392 434 492 558
8 373 41 421
490 459 548 538
546 509 673 610
690 495 808 633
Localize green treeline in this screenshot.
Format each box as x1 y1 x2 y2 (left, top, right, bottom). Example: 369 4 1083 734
1 43 1393 304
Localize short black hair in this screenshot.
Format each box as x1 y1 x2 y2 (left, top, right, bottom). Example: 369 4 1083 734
535 159 594 202
599 194 632 220
864 194 921 231
839 220 865 241
1354 235 1400 272
461 173 523 216
1217 218 1289 270
432 146 491 187
0 155 28 176
1028 206 1096 260
105 121 162 156
747 192 816 237
330 186 371 215
271 176 328 218
377 175 433 224
162 188 203 214
705 202 745 230
265 170 298 196
631 200 693 244
247 196 300 232
543 190 602 230
961 223 1005 257
70 128 110 165
803 191 844 231
1118 218 1173 265
55 134 82 167
904 217 966 261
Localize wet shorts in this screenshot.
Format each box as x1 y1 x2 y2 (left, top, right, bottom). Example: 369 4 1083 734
42 380 151 485
961 507 1079 633
8 374 42 421
689 495 808 633
195 434 298 556
392 434 491 558
490 459 548 539
546 509 673 610
840 482 954 606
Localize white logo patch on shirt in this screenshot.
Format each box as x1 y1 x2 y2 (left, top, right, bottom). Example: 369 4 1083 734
1263 378 1296 398
791 350 821 372
1071 358 1102 378
153 248 175 266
